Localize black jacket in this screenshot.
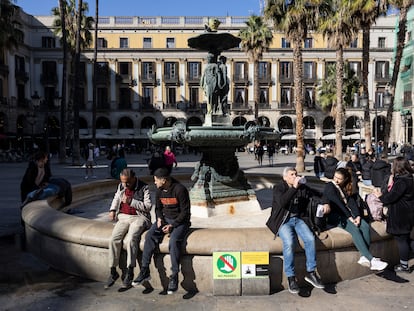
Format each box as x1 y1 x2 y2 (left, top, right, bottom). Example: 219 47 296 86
314 156 326 175
20 161 52 202
361 160 374 180
380 174 414 235
324 156 339 179
267 181 320 235
371 160 391 187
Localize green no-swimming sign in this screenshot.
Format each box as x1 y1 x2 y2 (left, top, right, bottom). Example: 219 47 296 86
213 252 241 279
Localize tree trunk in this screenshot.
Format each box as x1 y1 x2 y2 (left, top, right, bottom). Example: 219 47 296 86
383 4 410 156
362 23 372 149
92 0 98 146
253 60 259 122
335 47 344 160
58 0 67 164
293 40 305 172
72 0 83 165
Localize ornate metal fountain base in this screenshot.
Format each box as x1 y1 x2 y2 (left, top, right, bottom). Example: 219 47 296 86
189 146 262 217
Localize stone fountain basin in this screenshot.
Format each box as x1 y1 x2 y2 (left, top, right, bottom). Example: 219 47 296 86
21 176 398 295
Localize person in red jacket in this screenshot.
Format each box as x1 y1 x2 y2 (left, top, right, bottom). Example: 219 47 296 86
163 146 177 174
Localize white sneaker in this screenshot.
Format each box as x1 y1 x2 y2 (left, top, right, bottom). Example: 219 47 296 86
370 257 388 271
358 256 370 267
84 176 89 180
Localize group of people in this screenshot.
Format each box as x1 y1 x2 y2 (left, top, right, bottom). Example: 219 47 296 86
147 146 178 175
105 166 190 294
269 156 414 294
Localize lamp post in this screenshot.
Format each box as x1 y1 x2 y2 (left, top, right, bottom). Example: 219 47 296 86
356 118 363 156
359 93 368 153
401 110 412 144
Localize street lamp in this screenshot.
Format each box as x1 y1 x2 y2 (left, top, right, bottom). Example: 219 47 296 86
401 110 412 144
355 118 363 156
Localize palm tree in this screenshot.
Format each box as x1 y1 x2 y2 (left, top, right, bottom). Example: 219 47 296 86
58 0 68 164
264 0 320 172
52 0 93 164
91 0 98 146
382 0 414 155
351 0 381 148
318 0 359 160
238 14 273 122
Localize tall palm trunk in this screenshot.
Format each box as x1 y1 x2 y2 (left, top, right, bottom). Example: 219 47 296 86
362 24 372 148
293 40 305 172
253 60 259 121
335 46 345 160
92 0 98 145
59 0 67 163
72 0 82 165
383 5 409 156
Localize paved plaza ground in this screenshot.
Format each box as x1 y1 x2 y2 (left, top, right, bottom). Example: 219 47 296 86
1 151 414 310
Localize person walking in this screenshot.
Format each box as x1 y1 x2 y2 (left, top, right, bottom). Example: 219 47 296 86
163 146 177 174
105 169 152 289
374 157 414 273
84 143 96 179
132 167 191 294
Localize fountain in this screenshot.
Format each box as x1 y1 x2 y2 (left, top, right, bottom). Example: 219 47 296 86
149 19 279 217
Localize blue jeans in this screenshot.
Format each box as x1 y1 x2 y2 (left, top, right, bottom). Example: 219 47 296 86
27 183 60 201
141 220 190 275
278 217 317 277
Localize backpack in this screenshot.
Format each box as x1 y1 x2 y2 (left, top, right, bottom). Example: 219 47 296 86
365 193 384 221
305 196 327 235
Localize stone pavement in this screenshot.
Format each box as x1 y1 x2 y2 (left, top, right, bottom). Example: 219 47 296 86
1 152 414 310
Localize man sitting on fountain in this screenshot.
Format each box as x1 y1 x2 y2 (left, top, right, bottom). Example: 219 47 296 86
105 168 152 289
132 167 191 294
267 167 329 294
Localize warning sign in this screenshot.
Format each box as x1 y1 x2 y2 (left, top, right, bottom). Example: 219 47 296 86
213 252 241 279
241 252 269 278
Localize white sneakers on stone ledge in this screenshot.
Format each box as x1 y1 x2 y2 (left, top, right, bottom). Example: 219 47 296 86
358 256 388 271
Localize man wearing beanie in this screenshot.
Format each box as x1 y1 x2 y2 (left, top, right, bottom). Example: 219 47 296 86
132 167 191 294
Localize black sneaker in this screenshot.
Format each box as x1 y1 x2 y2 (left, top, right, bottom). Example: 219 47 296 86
394 264 411 273
167 274 178 294
104 270 119 289
122 268 134 288
132 267 151 287
287 276 299 294
304 271 325 289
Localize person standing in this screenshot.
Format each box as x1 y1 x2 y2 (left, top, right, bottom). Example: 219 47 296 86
313 151 326 178
84 143 96 179
164 146 177 174
374 157 414 273
133 167 191 294
323 168 388 271
267 167 327 294
105 169 152 289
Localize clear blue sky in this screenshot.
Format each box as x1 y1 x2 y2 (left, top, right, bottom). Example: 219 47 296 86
15 0 262 17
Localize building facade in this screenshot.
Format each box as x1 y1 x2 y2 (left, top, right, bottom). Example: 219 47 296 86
0 9 412 154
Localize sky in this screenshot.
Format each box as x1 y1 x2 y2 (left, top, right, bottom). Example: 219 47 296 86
15 0 262 17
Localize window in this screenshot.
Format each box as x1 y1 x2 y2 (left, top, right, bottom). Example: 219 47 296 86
304 87 315 107
42 36 55 48
281 38 290 48
258 62 270 80
98 38 107 48
142 62 154 80
234 88 246 104
375 61 389 79
119 62 130 75
164 62 178 80
234 62 246 80
15 55 25 72
189 86 199 107
378 37 386 48
143 37 152 48
279 62 292 79
259 88 269 104
166 37 175 48
281 87 292 107
350 38 358 48
166 87 176 104
188 62 201 80
303 62 315 79
97 87 109 109
119 88 131 109
304 38 313 48
348 61 361 77
120 37 129 48
142 87 153 106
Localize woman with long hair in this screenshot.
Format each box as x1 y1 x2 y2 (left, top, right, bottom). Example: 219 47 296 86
374 156 414 273
323 167 388 271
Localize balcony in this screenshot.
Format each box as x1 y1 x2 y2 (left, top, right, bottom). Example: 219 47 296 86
116 74 132 85
141 73 157 85
15 70 29 83
231 103 252 113
374 74 390 83
232 74 249 85
96 73 109 85
140 103 156 112
187 74 201 84
279 75 293 84
164 74 179 85
0 63 9 76
258 73 272 85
